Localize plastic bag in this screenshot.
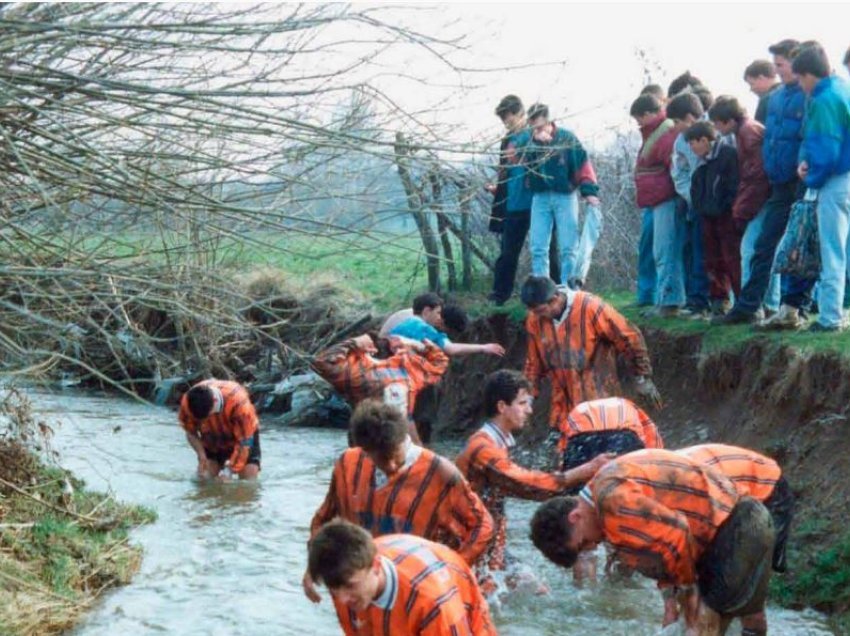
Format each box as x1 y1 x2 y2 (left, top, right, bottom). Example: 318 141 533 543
774 193 820 280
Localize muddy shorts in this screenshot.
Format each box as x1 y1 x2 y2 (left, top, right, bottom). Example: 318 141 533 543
697 496 775 617
561 429 645 476
205 430 261 470
764 476 794 573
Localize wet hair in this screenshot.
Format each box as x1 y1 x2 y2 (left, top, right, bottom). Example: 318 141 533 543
640 84 664 100
684 120 717 143
309 520 376 588
527 102 549 122
708 96 746 124
792 43 831 79
412 292 443 315
768 39 800 60
666 92 704 121
744 59 776 80
667 71 704 98
629 94 661 118
520 276 557 308
350 399 409 458
484 370 531 417
495 94 524 119
186 384 214 419
530 496 580 568
442 304 468 333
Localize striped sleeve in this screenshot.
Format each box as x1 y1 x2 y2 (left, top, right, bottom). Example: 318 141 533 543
309 456 345 543
177 398 196 433
523 317 544 395
471 440 562 500
637 407 663 448
227 399 259 473
591 299 652 377
440 464 494 565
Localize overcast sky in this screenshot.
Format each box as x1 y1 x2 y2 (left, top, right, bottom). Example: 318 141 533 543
364 2 850 151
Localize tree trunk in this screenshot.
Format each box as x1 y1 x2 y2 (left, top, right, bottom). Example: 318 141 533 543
429 171 456 291
456 181 473 290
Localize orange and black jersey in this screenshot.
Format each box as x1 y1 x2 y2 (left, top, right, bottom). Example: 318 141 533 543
311 446 493 566
334 534 497 636
178 379 258 474
524 290 652 429
677 444 781 502
455 422 563 570
560 397 663 453
583 448 739 585
312 337 449 417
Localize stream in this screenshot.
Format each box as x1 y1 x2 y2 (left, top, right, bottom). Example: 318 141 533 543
24 388 835 635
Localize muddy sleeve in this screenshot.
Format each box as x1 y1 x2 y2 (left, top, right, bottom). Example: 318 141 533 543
598 483 696 585
523 319 544 395
639 408 663 448
418 342 450 384
177 400 196 434
475 442 562 499
227 404 259 474
311 339 358 388
593 302 652 377
444 470 494 566
309 462 342 544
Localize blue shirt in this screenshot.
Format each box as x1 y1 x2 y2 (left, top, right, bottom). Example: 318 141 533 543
504 128 533 213
389 316 451 350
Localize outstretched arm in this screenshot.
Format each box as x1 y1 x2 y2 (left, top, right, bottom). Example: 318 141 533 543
444 342 505 357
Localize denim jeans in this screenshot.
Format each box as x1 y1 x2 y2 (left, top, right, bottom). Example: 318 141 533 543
573 203 603 283
491 211 560 301
683 210 710 310
741 208 781 311
637 208 656 305
814 172 850 327
652 198 686 307
530 191 579 284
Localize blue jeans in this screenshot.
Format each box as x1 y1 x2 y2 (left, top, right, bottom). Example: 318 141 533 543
637 208 656 304
530 191 579 284
741 208 781 311
652 198 686 307
573 203 603 283
814 173 850 327
684 210 710 310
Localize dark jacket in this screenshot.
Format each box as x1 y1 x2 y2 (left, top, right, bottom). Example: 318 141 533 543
634 112 678 208
521 124 599 197
762 82 805 185
732 117 771 222
691 142 739 218
754 83 781 125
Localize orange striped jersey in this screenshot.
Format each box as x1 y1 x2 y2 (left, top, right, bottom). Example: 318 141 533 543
677 444 781 502
311 447 494 566
455 422 562 570
178 379 258 474
560 397 663 453
312 337 449 416
583 448 739 585
334 534 497 636
524 290 652 429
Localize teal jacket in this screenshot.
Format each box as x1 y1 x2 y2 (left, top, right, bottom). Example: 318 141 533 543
518 124 599 197
799 75 850 189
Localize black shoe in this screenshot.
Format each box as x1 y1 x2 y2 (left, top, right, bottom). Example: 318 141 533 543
488 292 508 306
711 309 757 326
808 321 844 333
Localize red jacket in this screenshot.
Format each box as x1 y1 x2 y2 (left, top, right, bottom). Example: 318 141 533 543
634 112 678 208
732 117 771 223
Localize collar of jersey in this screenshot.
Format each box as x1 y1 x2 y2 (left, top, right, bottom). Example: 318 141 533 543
371 555 399 610
482 421 515 449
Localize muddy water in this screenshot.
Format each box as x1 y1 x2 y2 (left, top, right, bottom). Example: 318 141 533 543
26 389 834 635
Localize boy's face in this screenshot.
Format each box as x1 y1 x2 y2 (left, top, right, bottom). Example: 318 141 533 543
498 388 534 432
421 305 444 329
330 559 382 612
633 112 657 127
773 55 795 84
688 136 712 158
529 115 549 131
500 112 524 132
797 73 818 95
745 74 775 96
712 119 736 136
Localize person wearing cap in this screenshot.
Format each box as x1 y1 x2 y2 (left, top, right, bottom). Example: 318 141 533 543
520 275 661 437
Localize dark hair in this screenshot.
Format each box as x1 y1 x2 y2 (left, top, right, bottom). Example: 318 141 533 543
350 399 409 458
520 276 557 308
483 370 531 417
744 59 776 80
693 86 714 111
412 292 443 315
708 95 746 124
186 383 214 419
527 102 549 122
530 496 580 568
442 304 468 333
667 71 703 98
768 39 800 60
792 43 831 78
666 92 704 121
308 520 376 588
844 46 850 67
640 84 664 100
629 94 662 118
495 94 524 119
684 120 717 142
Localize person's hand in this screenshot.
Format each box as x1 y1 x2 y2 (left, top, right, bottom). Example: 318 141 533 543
588 452 615 473
584 196 601 207
663 593 680 627
485 183 498 194
533 127 553 143
635 376 663 409
797 161 809 181
302 569 322 603
353 334 377 354
680 586 701 631
196 456 210 479
482 343 505 356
